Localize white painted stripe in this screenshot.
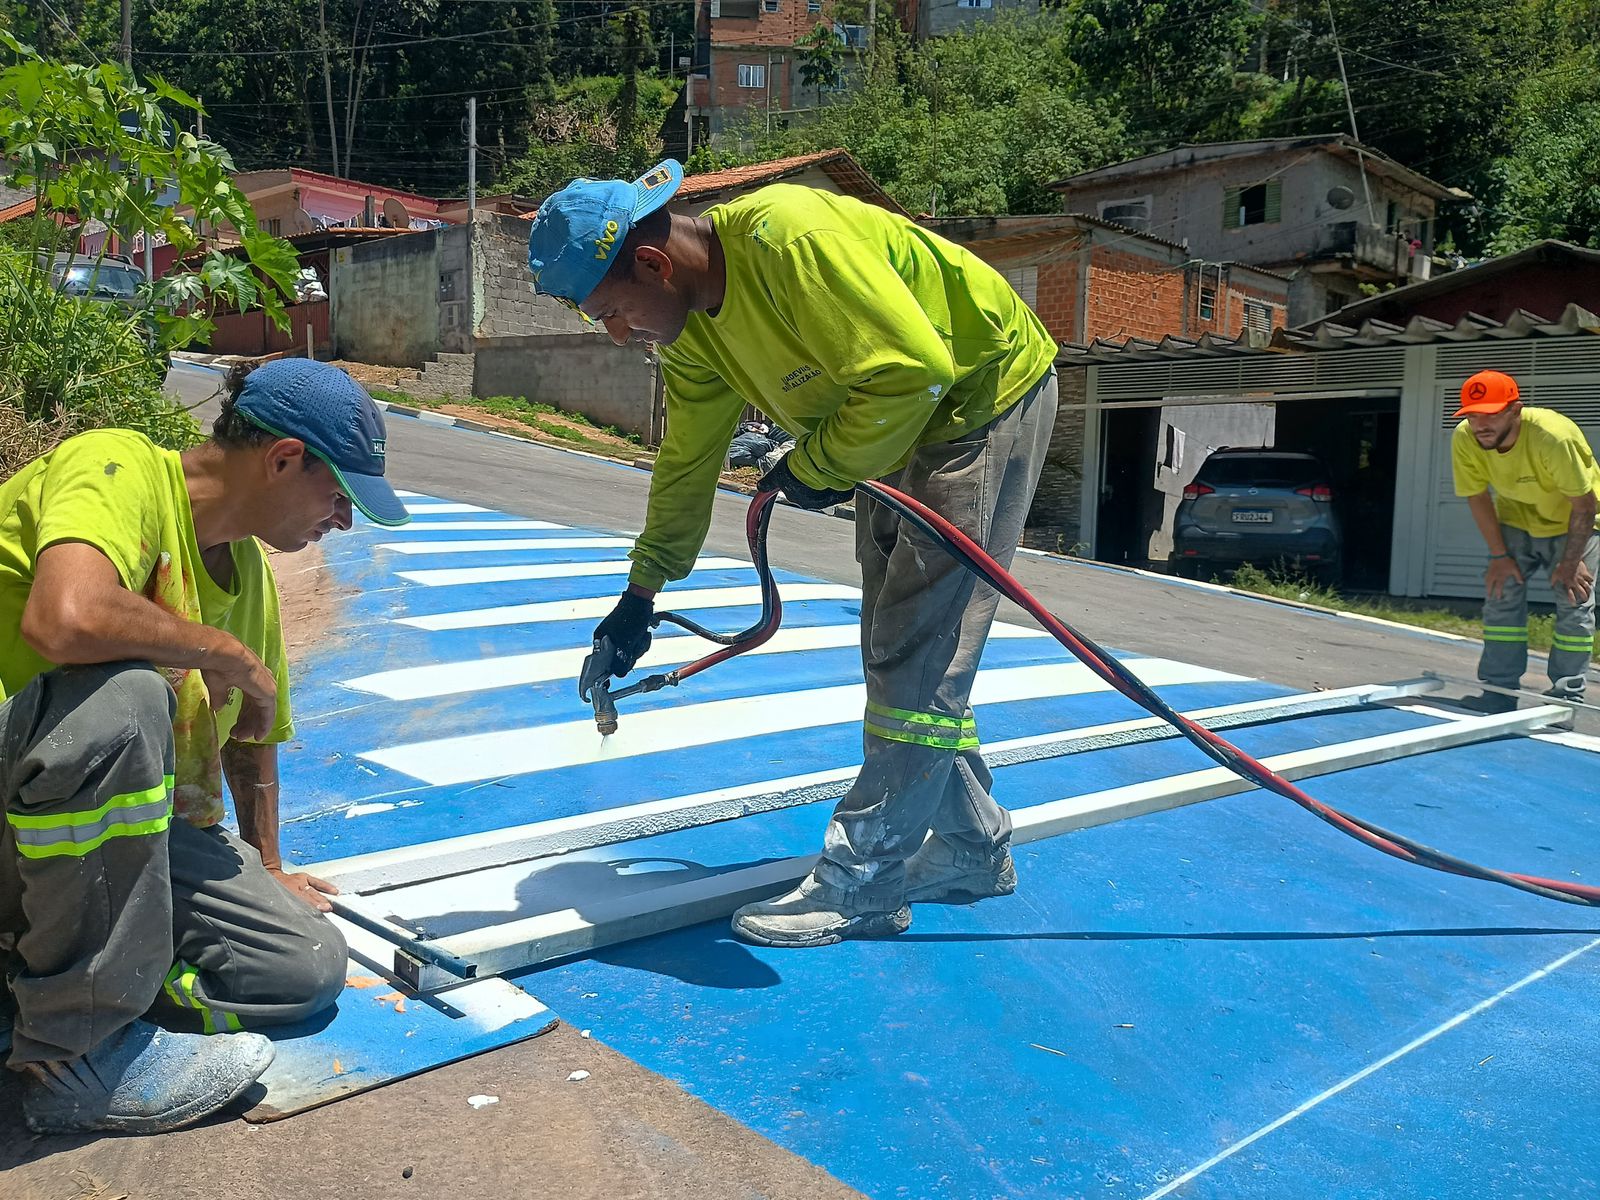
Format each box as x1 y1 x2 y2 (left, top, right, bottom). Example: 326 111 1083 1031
404 503 491 515
396 555 748 587
341 623 1047 700
383 520 570 533
1138 936 1600 1200
381 706 1567 978
312 683 1433 891
378 537 632 555
396 583 861 631
359 658 1242 785
392 490 430 498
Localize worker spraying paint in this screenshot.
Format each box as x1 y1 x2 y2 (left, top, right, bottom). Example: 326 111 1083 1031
530 159 1059 949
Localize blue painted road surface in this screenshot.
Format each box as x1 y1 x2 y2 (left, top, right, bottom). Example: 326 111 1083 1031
274 489 1600 1199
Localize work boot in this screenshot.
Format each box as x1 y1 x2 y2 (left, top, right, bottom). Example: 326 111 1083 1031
904 837 1018 905
731 874 911 948
19 1018 275 1135
1459 690 1518 714
1545 675 1588 705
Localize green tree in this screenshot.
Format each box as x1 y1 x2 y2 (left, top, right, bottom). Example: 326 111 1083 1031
795 23 843 110
1 28 297 463
1063 0 1265 144
1491 5 1600 251
719 16 1126 216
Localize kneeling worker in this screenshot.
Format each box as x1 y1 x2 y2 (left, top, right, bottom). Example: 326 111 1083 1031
1452 368 1599 709
528 161 1058 948
0 360 410 1133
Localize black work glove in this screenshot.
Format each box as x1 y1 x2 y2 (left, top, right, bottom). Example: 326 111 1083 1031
759 454 855 511
578 590 655 701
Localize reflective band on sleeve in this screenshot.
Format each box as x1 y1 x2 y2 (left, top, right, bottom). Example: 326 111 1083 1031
864 702 979 750
8 776 174 860
1551 635 1595 651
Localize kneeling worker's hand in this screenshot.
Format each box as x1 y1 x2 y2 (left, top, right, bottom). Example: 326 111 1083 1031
760 455 855 512
579 589 656 700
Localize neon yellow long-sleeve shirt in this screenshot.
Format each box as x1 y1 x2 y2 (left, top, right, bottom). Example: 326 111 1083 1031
627 185 1057 591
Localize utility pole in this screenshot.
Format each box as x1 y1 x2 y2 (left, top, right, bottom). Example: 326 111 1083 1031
120 0 131 70
1324 0 1373 224
467 97 477 216
318 0 341 177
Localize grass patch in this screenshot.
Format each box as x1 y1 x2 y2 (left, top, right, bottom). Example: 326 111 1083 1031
371 389 643 458
1224 563 1596 660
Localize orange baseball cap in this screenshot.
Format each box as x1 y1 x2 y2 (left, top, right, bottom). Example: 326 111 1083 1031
1455 369 1520 417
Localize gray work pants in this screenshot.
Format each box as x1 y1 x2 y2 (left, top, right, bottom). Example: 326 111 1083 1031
1 663 347 1066
1479 525 1598 696
816 368 1058 902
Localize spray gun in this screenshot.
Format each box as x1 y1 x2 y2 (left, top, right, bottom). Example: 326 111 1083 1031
579 491 784 737
581 635 677 736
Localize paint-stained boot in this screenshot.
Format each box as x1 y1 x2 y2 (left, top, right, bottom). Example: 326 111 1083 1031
731 874 911 948
19 1018 274 1135
904 837 1017 905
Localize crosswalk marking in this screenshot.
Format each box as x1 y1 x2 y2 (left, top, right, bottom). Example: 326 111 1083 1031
381 520 573 533
341 623 1047 701
377 537 633 556
397 556 749 588
404 503 491 515
360 658 1241 786
395 583 862 631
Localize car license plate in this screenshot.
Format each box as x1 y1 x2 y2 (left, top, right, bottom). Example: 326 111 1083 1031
1231 508 1274 524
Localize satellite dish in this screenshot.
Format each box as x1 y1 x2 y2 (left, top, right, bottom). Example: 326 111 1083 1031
288 206 315 236
1326 185 1356 211
382 197 411 229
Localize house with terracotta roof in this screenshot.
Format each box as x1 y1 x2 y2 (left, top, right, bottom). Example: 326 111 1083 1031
670 148 905 214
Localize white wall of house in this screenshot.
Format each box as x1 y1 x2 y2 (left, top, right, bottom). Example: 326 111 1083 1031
1060 151 1438 272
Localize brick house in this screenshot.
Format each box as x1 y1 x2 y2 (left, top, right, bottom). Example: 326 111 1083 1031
682 0 873 142
923 214 1290 345
1050 136 1464 326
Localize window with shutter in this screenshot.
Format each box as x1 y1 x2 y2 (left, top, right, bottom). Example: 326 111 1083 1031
1227 182 1281 228
1222 187 1242 229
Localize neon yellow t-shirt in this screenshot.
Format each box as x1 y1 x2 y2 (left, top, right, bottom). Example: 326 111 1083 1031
0 429 294 827
1451 407 1600 537
629 185 1059 591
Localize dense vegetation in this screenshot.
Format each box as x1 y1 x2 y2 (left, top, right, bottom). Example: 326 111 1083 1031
4 0 1597 252
1 28 297 475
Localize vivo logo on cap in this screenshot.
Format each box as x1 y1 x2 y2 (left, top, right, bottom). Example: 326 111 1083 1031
594 219 620 261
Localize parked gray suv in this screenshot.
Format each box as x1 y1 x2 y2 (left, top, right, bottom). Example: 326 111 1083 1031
1172 448 1342 582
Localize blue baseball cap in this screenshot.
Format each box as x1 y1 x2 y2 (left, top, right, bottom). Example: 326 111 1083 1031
526 159 684 306
234 359 410 527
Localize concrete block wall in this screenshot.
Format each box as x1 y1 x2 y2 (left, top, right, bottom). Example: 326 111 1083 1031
473 333 662 442
330 229 449 367
473 213 593 340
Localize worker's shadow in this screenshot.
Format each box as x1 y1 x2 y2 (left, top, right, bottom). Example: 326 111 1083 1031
402 854 783 990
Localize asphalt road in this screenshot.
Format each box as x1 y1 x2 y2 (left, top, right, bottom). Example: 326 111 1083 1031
6 363 1558 1200
172 360 1496 697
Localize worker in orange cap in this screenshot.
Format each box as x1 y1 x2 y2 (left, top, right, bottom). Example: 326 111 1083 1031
1451 369 1599 711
